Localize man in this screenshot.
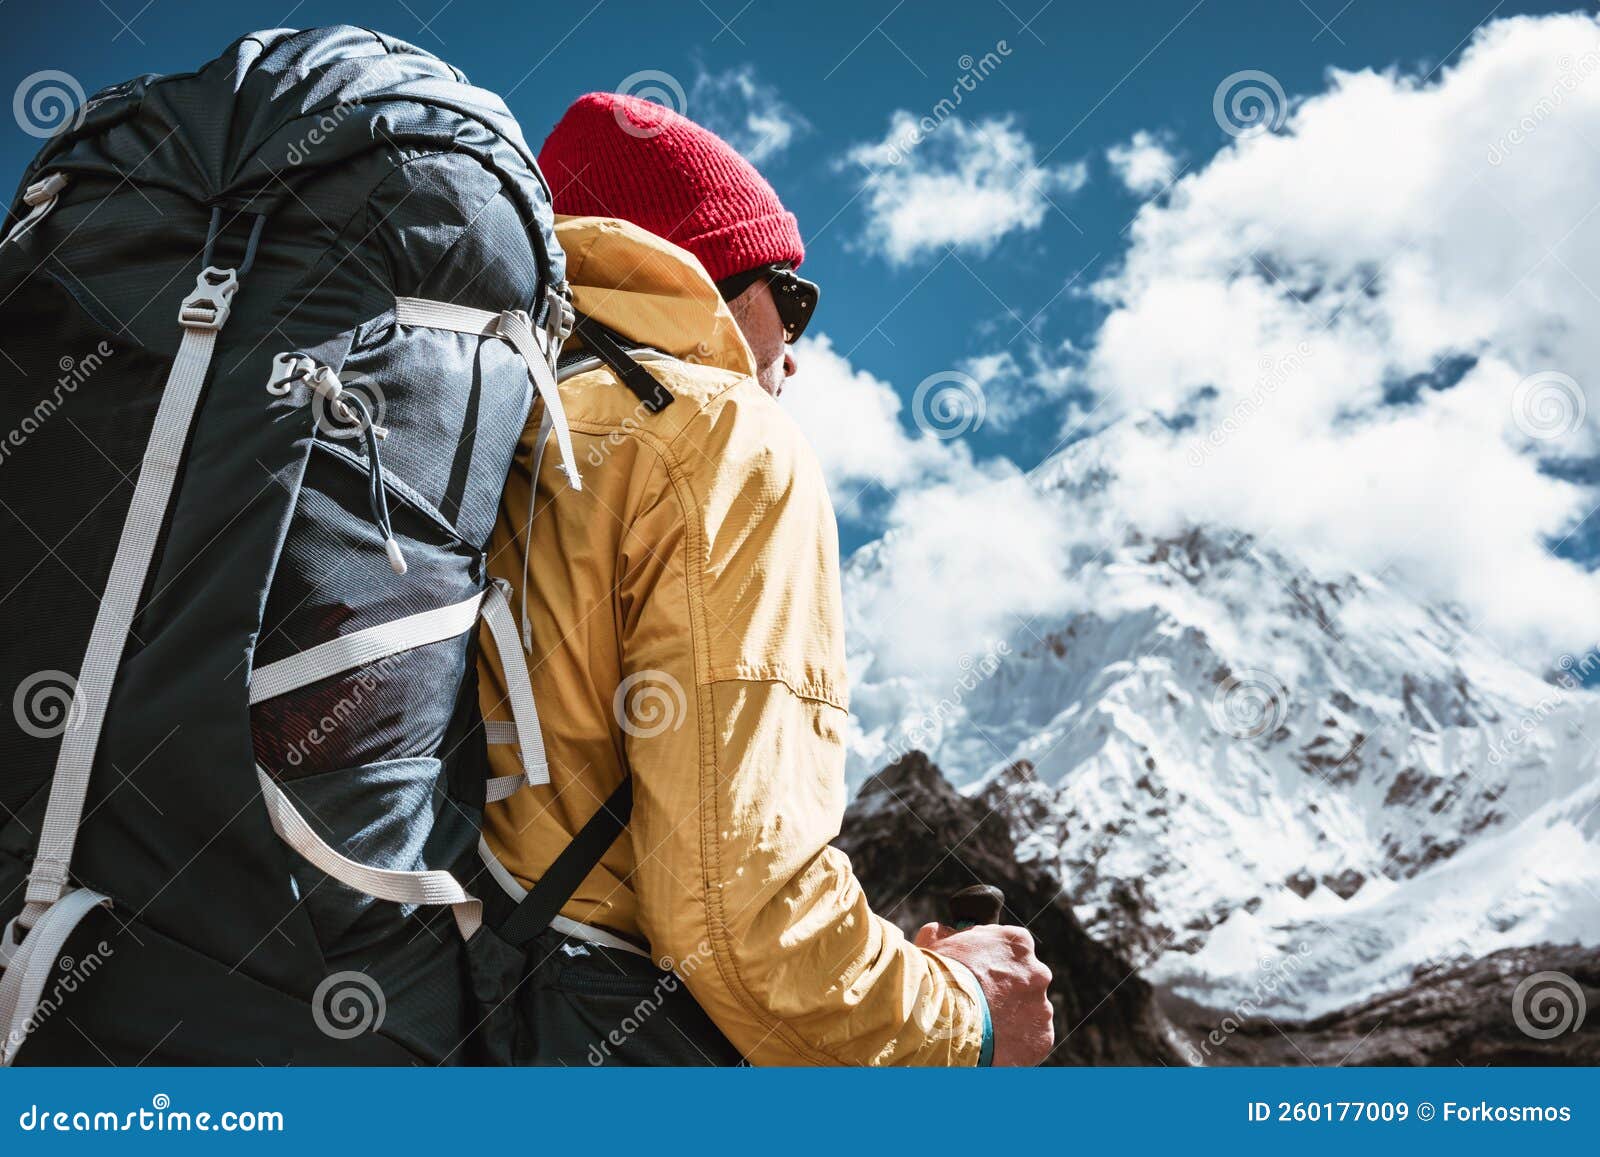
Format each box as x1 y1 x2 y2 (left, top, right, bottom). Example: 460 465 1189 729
476 91 1053 1065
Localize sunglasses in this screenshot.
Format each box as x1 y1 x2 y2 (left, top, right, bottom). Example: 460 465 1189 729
717 263 819 343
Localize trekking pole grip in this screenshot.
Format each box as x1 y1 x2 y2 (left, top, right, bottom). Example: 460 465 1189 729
948 884 1005 930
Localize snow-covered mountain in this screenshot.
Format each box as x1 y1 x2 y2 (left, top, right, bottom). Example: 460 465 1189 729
842 423 1600 1018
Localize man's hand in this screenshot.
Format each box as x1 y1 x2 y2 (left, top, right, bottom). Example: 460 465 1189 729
916 921 1054 1067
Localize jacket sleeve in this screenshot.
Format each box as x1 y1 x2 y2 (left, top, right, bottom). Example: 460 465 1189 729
615 380 987 1066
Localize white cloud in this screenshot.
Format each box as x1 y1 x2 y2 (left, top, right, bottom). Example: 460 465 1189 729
1086 12 1600 660
959 341 1080 429
690 65 809 164
783 334 1082 675
842 112 1088 264
1106 129 1181 195
782 334 955 502
843 470 1084 676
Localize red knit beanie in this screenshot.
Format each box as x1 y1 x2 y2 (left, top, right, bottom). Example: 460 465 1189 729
537 91 804 284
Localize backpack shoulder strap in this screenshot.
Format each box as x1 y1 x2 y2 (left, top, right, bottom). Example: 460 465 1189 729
495 776 633 947
569 312 675 412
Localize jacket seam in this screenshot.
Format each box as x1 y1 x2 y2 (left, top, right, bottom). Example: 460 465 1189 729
704 669 847 712
639 424 851 1067
581 387 937 1064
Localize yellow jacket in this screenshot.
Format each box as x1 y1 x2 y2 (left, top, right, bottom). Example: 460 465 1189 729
477 216 985 1065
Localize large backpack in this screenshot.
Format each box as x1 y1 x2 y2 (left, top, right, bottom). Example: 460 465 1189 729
0 27 582 1064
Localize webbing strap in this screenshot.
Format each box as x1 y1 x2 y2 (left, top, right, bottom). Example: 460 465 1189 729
21 266 239 926
570 314 674 413
496 309 581 491
392 296 581 491
0 887 111 1066
255 768 481 939
480 579 549 789
496 776 632 947
483 773 525 804
474 838 650 958
249 590 486 705
518 403 555 652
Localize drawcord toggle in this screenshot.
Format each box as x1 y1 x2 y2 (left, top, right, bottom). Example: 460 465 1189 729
272 363 406 575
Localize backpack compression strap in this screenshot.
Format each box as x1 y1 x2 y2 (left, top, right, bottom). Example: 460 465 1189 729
494 776 633 948
1 208 262 1067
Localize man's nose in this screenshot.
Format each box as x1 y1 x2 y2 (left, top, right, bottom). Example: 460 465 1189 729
783 350 797 377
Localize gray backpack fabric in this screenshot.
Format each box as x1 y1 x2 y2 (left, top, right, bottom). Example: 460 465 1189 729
0 26 574 1064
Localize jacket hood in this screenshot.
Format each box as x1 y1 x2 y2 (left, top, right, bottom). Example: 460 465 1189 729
556 215 757 379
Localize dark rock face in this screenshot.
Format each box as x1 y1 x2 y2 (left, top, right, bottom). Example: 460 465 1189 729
834 752 1185 1066
840 752 1599 1067
1168 944 1600 1066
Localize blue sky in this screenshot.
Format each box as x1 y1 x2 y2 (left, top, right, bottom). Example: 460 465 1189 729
5 2 1599 667
2 0 1576 489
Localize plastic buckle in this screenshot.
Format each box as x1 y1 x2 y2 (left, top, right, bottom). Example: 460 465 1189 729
177 266 239 331
22 172 69 207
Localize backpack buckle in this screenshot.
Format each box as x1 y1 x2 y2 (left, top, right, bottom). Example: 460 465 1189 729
178 266 239 331
22 172 69 207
